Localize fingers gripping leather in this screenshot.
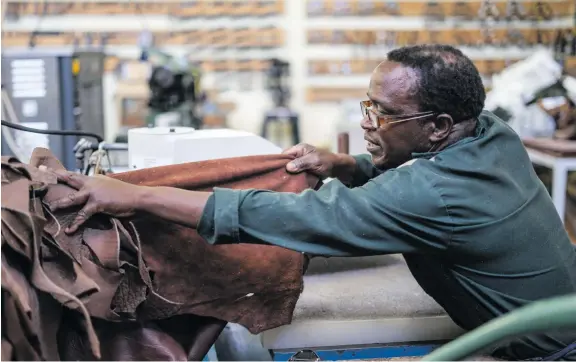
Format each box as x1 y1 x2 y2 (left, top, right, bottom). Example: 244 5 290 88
1 147 319 361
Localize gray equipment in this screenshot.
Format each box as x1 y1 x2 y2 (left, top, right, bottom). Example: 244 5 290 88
1 49 105 170
260 255 464 360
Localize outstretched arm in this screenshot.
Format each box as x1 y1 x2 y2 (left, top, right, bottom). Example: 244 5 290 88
48 170 212 233
198 165 452 256
50 164 451 258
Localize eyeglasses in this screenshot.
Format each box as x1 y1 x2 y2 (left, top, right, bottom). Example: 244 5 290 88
360 100 437 128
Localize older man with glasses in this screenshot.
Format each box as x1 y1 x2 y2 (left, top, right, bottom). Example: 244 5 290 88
49 44 576 361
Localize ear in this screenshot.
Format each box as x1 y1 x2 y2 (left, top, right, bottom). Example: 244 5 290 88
428 114 454 143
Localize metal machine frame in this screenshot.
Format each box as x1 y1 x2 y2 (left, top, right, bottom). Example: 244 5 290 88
1 49 105 170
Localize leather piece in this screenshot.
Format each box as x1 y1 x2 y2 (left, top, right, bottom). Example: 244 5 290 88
2 147 320 361
523 137 576 157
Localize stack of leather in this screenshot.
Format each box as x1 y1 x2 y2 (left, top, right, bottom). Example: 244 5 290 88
1 148 320 361
566 173 576 243
549 102 576 141
532 80 576 141
531 162 576 244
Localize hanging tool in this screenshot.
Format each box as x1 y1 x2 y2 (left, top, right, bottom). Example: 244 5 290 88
357 0 374 16
478 0 500 23
506 28 528 48
423 1 445 23
505 0 526 21
530 1 553 22
453 1 474 21
377 0 400 16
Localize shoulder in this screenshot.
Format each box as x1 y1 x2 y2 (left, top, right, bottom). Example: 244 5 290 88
362 158 454 242
374 156 441 187
368 157 451 217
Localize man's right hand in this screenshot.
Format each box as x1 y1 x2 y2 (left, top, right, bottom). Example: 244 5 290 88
46 169 144 234
283 143 357 181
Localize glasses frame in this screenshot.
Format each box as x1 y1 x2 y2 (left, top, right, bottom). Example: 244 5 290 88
360 100 437 128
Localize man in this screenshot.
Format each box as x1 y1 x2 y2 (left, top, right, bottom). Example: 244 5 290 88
49 45 575 360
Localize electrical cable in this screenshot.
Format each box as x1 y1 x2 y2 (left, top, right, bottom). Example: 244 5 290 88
1 120 104 143
1 87 104 145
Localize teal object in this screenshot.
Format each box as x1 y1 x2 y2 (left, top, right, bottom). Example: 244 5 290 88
198 110 576 358
423 294 576 361
202 345 218 361
273 344 439 361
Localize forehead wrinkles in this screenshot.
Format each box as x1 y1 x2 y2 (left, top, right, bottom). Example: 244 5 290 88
371 65 419 98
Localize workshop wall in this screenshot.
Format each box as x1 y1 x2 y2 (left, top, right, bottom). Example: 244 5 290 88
2 0 575 149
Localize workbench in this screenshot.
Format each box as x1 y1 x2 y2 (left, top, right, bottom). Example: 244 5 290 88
260 255 464 360
523 138 576 224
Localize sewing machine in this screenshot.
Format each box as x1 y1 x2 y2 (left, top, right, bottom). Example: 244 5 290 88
76 127 282 174
127 127 282 169
127 127 464 361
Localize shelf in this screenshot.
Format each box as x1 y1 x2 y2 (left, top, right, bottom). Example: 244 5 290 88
1 28 285 48
2 46 283 63
2 15 284 32
306 16 573 30
306 0 575 19
307 75 370 87
308 58 520 77
306 84 493 103
306 87 367 102
4 1 285 18
306 27 574 47
305 44 560 59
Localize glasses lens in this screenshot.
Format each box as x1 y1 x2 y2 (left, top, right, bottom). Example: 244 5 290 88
360 101 367 116
360 101 379 127
370 113 378 127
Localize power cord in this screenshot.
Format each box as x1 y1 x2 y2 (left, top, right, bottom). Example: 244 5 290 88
1 119 104 143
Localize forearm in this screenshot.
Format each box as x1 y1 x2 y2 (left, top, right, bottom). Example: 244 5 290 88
335 154 383 187
199 178 450 256
136 186 212 228
331 153 357 185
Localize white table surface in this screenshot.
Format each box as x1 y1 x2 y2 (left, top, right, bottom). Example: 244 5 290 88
525 147 576 224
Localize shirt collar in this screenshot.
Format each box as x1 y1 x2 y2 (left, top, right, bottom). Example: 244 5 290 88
411 116 488 160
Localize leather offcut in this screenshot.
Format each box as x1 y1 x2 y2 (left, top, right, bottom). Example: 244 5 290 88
1 147 320 361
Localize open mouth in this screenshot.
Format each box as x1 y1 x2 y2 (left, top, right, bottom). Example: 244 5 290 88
366 140 380 150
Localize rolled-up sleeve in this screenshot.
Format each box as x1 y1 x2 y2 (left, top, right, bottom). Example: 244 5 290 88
198 165 453 257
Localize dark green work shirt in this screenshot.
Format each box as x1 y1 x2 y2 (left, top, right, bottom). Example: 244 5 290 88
198 111 576 360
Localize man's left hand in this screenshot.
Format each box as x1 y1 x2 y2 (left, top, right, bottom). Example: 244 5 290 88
47 170 144 234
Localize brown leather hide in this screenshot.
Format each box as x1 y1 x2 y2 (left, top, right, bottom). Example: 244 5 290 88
1 148 319 361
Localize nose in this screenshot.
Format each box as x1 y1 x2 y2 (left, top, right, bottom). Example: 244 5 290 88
361 115 376 131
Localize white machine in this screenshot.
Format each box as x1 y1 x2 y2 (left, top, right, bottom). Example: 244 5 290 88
128 127 282 170
126 127 463 361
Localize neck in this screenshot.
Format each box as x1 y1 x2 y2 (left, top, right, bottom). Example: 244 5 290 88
434 118 478 152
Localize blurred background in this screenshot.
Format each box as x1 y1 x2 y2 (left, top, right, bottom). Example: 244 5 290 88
1 0 574 151
1 1 576 238
1 3 576 360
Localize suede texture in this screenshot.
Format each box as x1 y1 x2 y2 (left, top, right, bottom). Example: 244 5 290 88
1 148 319 361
